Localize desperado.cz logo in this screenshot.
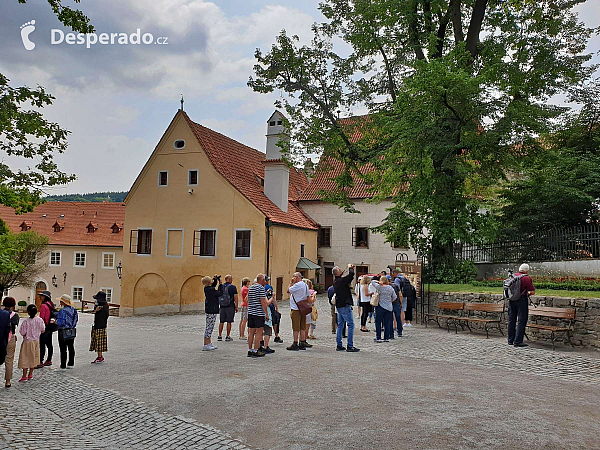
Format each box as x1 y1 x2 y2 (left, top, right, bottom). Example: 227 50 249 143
20 20 168 50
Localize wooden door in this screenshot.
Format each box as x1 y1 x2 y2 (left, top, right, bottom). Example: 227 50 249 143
324 268 334 290
355 265 369 283
35 281 47 309
276 277 283 301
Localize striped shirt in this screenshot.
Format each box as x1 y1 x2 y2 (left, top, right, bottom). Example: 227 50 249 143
247 283 266 317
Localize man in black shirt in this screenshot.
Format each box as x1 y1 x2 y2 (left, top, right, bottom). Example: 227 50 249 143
218 275 239 342
333 264 359 353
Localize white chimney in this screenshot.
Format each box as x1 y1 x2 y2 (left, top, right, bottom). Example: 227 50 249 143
263 111 289 212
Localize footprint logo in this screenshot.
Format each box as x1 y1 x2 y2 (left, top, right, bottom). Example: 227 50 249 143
20 20 36 50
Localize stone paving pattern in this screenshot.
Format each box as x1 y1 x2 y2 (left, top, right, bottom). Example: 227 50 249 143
2 294 600 449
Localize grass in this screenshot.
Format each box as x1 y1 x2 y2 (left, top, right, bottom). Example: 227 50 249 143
428 283 600 299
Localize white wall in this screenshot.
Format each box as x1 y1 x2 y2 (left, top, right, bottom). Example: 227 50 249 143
300 199 417 283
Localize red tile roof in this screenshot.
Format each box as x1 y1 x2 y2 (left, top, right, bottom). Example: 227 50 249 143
182 112 317 230
0 202 125 247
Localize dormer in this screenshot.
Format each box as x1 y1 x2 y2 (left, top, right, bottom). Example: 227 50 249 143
87 222 98 233
20 221 32 231
111 223 123 234
52 221 65 232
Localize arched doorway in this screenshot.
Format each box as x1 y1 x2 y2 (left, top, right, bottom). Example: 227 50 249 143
35 281 47 309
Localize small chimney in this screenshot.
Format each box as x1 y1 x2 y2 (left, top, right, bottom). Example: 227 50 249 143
263 111 290 212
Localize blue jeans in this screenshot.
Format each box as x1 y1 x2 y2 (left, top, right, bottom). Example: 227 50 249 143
375 305 393 340
508 296 528 345
336 306 355 348
392 302 403 336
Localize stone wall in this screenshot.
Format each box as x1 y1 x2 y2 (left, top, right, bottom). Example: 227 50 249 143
424 292 600 350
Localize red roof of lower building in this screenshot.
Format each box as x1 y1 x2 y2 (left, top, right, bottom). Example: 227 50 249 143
0 202 125 247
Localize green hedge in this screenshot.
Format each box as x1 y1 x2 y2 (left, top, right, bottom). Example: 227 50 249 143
472 279 600 292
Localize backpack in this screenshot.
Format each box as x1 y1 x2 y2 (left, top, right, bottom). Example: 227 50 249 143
408 286 417 308
503 273 526 301
219 284 232 308
329 293 336 306
8 311 16 342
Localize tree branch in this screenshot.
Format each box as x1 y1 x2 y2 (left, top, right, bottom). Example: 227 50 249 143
433 2 453 58
451 0 464 44
409 0 427 61
465 0 488 58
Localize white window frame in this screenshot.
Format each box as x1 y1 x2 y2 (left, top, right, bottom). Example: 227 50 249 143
100 287 113 303
73 251 87 268
101 252 115 269
135 228 153 257
233 228 252 260
188 169 199 187
49 250 62 267
158 170 169 187
197 228 218 259
71 285 84 302
166 228 185 258
173 139 186 149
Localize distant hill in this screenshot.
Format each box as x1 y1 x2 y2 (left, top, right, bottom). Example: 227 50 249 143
44 191 128 203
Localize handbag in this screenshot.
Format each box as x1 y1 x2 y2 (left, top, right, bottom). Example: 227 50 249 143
370 285 380 307
311 305 318 322
59 328 77 340
293 287 313 316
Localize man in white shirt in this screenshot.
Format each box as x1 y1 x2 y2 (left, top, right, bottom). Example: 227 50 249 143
287 272 310 351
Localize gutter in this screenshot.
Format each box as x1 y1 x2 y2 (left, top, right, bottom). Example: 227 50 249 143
265 219 272 279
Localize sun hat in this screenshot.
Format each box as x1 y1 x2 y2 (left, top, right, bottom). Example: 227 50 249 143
38 290 52 300
93 291 107 302
57 294 74 308
518 263 530 273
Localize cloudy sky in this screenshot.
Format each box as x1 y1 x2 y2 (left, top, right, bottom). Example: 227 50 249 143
1 0 599 195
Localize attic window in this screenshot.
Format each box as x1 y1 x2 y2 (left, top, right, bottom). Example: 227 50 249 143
174 139 185 149
87 222 98 233
20 221 32 231
277 120 282 125
52 221 64 232
269 121 276 126
111 223 123 234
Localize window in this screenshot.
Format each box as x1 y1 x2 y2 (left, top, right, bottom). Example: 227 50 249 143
173 139 185 149
188 169 198 186
269 121 276 126
158 171 168 186
130 229 153 254
102 252 115 269
193 229 217 257
101 287 113 303
74 252 86 267
277 120 282 125
71 286 84 302
318 227 331 247
235 230 251 258
166 229 184 257
352 227 369 248
300 244 305 257
49 251 61 267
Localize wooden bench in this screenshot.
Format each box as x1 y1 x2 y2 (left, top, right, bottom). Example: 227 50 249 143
526 306 575 350
425 302 464 332
454 302 505 338
81 300 120 316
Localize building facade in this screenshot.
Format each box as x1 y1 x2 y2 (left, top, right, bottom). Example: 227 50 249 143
0 202 124 307
120 110 318 316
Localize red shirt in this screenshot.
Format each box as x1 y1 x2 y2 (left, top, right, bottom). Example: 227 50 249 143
515 272 535 296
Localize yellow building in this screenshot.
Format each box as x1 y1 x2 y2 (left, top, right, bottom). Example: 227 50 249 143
120 110 319 316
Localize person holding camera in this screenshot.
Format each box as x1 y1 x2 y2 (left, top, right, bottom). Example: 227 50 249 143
202 275 224 351
218 275 239 342
333 264 360 352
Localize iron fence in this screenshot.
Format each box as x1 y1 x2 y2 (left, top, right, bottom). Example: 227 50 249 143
455 224 600 263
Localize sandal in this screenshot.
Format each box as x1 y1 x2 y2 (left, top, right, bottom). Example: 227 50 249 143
360 328 370 332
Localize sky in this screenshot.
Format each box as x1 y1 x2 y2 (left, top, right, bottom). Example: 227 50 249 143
1 0 599 195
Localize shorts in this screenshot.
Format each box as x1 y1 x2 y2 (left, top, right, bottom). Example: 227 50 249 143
263 324 272 336
220 306 235 323
240 305 248 320
290 310 306 332
271 309 280 325
248 314 265 329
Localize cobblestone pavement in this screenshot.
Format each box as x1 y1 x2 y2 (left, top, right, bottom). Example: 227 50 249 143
2 294 599 449
1 364 248 449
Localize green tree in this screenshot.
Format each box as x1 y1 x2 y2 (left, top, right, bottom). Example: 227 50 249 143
1 1 93 213
249 0 597 263
0 231 49 294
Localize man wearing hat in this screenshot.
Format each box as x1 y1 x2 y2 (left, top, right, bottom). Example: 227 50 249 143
56 294 78 369
508 263 536 347
38 290 57 368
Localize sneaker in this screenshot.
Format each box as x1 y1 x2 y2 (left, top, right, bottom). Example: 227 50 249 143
301 341 313 348
217 336 223 341
66 366 74 369
91 358 101 364
43 360 52 366
27 374 33 380
264 347 275 354
225 336 233 342
397 334 403 338
331 330 336 334
514 343 528 347
298 343 307 350
287 343 300 351
18 376 28 382
384 339 390 343
274 337 283 343
374 339 384 343
406 323 412 327
202 345 213 351
255 350 266 357
247 350 255 357
336 345 346 351
208 343 218 350
346 347 360 353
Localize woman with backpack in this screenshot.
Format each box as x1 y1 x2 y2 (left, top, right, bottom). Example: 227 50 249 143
3 297 19 388
56 294 78 369
90 291 109 364
18 304 45 382
38 290 57 368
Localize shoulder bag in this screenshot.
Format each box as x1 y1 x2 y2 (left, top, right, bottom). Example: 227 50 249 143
370 285 380 307
59 328 77 340
294 285 313 316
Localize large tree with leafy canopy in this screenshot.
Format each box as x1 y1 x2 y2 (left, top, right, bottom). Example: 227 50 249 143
249 0 598 264
1 0 93 213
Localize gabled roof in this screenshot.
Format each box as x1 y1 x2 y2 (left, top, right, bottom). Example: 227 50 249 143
181 112 317 230
0 202 125 247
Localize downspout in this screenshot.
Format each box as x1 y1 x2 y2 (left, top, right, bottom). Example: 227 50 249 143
265 219 272 278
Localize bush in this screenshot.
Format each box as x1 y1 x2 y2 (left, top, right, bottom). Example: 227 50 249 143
17 300 27 307
425 260 477 284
